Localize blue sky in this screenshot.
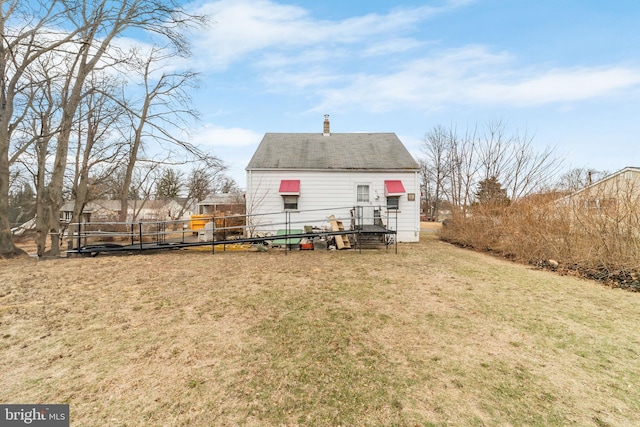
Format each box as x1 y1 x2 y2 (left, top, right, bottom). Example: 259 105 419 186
174 0 640 188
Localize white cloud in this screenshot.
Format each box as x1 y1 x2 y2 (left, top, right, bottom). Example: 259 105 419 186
360 38 427 57
310 47 640 111
186 0 640 112
261 68 345 92
311 46 512 111
469 67 640 106
190 123 262 147
188 0 465 70
191 0 310 69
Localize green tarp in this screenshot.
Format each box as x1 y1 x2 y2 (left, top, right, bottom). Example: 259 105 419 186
272 229 303 245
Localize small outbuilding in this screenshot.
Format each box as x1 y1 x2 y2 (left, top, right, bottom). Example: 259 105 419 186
245 115 421 242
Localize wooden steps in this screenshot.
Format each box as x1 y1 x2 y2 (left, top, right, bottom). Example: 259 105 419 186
328 215 351 249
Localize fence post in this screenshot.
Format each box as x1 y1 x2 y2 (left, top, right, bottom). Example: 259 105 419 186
285 211 289 255
139 222 143 252
76 222 81 251
212 217 215 255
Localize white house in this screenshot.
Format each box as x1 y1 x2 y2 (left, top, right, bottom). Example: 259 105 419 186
245 116 421 242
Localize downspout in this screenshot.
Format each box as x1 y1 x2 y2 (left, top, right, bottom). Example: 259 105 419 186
245 170 251 238
415 170 420 239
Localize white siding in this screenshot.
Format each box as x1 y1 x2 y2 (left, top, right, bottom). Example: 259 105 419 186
246 170 420 242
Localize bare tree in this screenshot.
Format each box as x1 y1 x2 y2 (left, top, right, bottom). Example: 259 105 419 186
187 167 214 203
44 1 206 256
556 167 608 193
420 125 451 221
476 120 513 186
12 54 63 257
128 162 162 221
0 0 86 257
117 45 212 222
421 120 564 217
447 126 479 212
0 0 208 257
500 130 564 200
244 178 270 238
69 74 127 226
473 121 563 201
418 159 431 219
212 173 239 194
175 162 231 219
34 105 61 257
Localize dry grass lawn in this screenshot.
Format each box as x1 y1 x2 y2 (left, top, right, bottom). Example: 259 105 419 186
1 232 639 426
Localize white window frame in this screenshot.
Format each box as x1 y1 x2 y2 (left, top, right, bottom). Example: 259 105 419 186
283 195 299 211
356 184 370 203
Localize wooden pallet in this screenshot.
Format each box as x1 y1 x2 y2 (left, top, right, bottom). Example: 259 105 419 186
328 215 351 249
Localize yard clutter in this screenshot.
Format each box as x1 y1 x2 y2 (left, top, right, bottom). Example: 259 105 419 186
313 238 328 250
198 222 214 242
272 229 303 249
262 217 358 251
300 238 314 250
190 212 245 239
328 215 351 249
64 207 394 257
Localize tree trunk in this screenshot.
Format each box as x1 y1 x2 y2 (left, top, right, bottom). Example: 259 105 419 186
45 50 91 256
0 114 26 258
119 91 151 223
71 119 94 226
35 138 48 257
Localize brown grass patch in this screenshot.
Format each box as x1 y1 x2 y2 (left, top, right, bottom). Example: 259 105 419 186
1 234 639 426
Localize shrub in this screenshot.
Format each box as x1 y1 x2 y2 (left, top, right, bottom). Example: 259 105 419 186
440 191 640 290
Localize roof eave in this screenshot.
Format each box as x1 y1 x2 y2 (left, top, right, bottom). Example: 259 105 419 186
246 167 420 172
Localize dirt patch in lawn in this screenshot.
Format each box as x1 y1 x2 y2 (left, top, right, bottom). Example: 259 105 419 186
420 221 442 232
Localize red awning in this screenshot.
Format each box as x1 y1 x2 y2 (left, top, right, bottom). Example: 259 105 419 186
384 180 405 196
279 179 300 195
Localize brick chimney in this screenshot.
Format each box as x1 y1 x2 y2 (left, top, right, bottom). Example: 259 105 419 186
323 114 330 136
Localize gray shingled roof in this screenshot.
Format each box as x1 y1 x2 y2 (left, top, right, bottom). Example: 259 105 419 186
246 133 419 170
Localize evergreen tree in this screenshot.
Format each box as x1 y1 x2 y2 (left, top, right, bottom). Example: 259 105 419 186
475 176 510 208
9 183 36 225
155 168 182 199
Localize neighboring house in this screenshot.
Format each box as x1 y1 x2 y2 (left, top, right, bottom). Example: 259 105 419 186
60 199 195 223
133 199 195 222
197 193 245 215
557 166 640 211
245 115 421 242
60 200 122 223
421 200 454 222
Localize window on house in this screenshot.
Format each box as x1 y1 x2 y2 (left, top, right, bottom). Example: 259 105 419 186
279 179 300 210
283 195 299 210
387 196 400 210
357 185 370 203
